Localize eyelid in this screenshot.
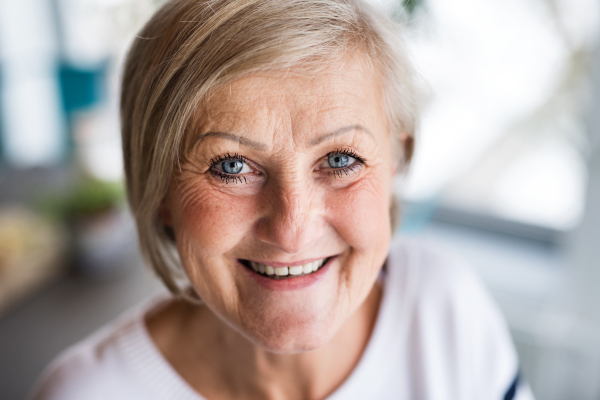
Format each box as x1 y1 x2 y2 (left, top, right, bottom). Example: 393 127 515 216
208 152 248 168
208 152 260 185
318 148 366 170
325 148 366 163
208 149 365 184
314 148 366 181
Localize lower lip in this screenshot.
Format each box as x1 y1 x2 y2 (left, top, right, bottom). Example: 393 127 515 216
239 257 335 291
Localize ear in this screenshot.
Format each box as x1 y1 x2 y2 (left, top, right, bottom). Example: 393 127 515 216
392 132 411 175
159 197 173 228
159 198 177 242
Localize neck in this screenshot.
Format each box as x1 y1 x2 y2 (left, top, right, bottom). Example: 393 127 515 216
147 282 382 400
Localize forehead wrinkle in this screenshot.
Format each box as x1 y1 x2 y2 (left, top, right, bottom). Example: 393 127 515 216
197 57 385 156
332 127 378 148
195 131 268 151
308 124 374 147
196 91 280 151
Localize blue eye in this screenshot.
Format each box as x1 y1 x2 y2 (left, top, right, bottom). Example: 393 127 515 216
209 153 253 184
322 149 366 179
222 160 243 174
328 154 351 168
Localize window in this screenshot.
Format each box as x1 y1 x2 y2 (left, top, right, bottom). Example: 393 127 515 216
388 0 599 234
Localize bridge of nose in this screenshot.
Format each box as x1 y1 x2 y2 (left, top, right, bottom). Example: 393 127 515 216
255 174 326 254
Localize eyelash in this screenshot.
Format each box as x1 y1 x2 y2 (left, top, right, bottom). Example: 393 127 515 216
325 148 366 179
207 148 366 184
208 153 249 184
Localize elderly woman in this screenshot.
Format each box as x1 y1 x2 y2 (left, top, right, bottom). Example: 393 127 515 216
31 1 534 399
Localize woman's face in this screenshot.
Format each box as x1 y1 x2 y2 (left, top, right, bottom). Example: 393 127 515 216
164 54 397 353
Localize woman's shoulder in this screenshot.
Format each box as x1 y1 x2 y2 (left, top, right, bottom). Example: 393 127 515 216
28 295 171 400
385 238 531 399
388 237 494 310
387 237 513 350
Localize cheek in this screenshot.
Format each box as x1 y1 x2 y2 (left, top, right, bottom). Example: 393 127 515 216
172 181 257 256
325 171 392 251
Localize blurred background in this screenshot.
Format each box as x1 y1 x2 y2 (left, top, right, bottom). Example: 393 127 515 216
0 0 598 398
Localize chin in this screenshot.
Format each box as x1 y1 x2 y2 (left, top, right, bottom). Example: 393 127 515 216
241 307 341 354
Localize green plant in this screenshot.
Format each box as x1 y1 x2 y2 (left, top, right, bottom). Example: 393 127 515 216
38 178 125 222
402 0 424 16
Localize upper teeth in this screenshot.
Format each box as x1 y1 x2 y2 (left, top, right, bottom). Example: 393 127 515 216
250 259 326 277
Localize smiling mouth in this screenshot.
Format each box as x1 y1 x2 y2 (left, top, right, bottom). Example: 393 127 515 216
240 258 330 280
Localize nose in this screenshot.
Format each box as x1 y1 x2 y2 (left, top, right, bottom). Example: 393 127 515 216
255 183 324 254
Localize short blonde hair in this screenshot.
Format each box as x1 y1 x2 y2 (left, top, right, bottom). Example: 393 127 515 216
121 0 418 296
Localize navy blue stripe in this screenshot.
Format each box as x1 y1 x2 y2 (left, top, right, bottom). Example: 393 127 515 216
503 372 520 400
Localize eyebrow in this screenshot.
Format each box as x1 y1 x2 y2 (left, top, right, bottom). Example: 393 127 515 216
195 131 268 151
309 124 374 146
196 124 373 150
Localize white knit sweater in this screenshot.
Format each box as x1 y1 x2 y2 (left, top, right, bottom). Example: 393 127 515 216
30 239 535 400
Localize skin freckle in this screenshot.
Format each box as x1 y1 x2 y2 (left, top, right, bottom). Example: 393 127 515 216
164 54 393 361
